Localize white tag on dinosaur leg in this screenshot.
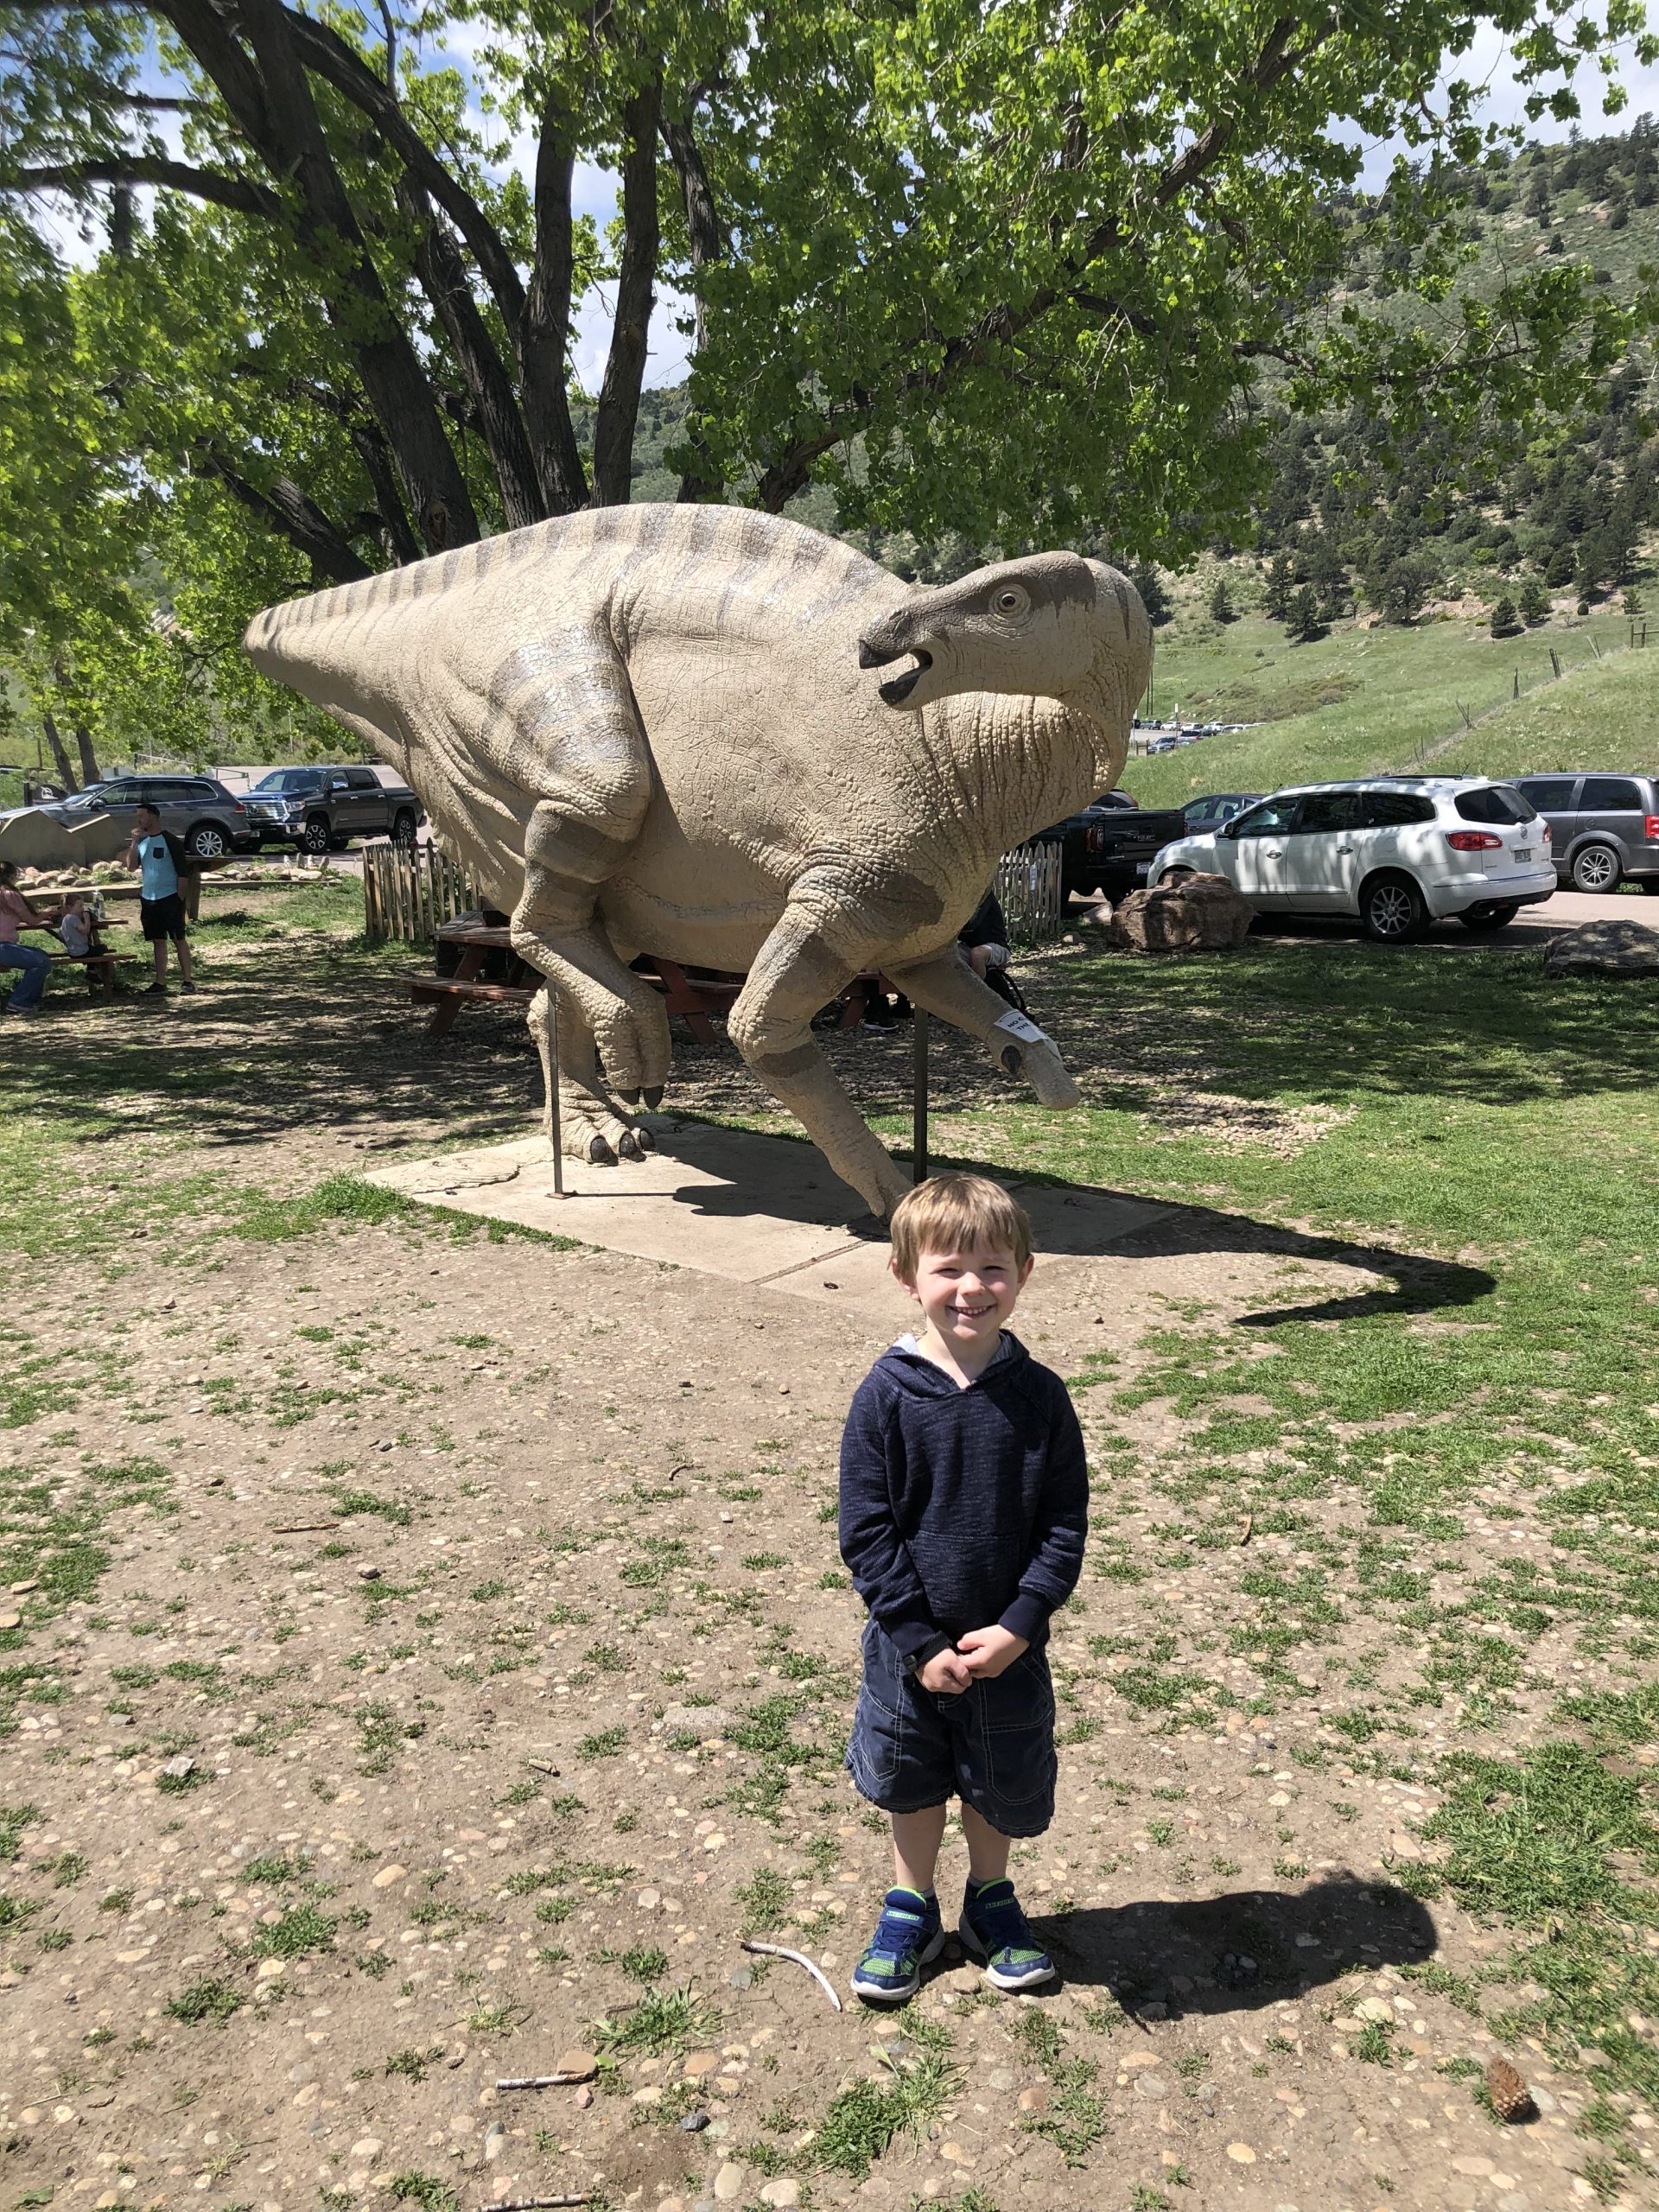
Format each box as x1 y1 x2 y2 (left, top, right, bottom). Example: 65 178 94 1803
993 1008 1048 1048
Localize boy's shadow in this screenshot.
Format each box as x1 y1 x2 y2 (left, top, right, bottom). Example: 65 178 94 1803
1013 1876 1436 2016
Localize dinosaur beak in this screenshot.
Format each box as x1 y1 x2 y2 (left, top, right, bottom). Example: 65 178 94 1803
857 617 934 708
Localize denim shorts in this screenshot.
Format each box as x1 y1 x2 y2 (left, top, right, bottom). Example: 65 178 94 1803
845 1620 1057 1838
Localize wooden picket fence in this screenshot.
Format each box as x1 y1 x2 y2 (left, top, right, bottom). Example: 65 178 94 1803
361 832 1062 950
994 841 1065 946
361 839 486 945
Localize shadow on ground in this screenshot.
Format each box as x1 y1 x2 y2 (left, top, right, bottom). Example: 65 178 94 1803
1037 1877 1438 2015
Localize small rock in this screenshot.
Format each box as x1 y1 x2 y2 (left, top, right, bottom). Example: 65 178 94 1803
1225 2142 1256 2164
573 2084 594 2110
726 1966 753 1991
1355 1997 1395 2024
356 1564 383 1583
162 1755 195 1780
759 2183 800 2208
9 1579 39 1595
1133 2075 1166 2101
350 2138 384 2160
683 2051 721 2079
554 2050 599 2083
0 1612 21 1630
372 1864 408 1889
680 2108 710 2133
713 2163 747 2202
1017 2085 1049 2113
663 1705 733 1738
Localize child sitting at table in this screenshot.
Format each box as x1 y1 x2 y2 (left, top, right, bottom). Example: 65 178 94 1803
57 893 99 959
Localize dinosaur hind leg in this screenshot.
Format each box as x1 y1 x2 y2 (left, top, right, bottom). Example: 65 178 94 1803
510 777 672 1112
527 985 658 1166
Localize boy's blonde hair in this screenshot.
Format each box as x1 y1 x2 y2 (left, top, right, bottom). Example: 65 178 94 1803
888 1173 1033 1281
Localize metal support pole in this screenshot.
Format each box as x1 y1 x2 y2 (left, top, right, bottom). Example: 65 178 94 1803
912 1009 929 1184
548 988 564 1198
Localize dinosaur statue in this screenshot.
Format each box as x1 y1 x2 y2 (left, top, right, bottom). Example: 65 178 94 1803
245 505 1151 1219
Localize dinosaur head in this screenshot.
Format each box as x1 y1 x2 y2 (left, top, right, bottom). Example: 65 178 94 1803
856 551 1151 717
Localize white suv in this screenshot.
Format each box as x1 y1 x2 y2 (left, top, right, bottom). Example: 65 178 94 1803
1147 777 1556 943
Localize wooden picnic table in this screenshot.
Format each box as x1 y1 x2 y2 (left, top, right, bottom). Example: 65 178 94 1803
409 922 893 1043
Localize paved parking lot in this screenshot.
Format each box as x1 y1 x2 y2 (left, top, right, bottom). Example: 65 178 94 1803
1241 886 1658 951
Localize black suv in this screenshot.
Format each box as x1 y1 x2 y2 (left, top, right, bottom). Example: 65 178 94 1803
1513 774 1659 895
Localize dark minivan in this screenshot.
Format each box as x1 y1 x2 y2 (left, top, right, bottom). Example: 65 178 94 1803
1513 774 1659 895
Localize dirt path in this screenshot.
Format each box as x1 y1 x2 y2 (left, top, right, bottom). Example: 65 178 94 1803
0 1186 1610 2212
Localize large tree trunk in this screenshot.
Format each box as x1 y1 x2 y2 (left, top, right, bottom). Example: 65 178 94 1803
41 710 78 792
592 75 662 508
661 105 725 503
74 722 102 785
520 98 590 515
164 0 481 552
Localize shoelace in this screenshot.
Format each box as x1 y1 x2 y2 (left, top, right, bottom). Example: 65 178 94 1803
866 1897 930 1966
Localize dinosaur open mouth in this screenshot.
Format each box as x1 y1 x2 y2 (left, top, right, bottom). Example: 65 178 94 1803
857 640 933 705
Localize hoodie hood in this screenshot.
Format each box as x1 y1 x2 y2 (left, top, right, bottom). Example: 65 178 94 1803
875 1331 1030 1395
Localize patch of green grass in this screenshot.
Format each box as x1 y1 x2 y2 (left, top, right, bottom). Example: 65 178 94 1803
236 1173 416 1243
166 1976 245 2026
593 1983 720 2059
736 1867 791 1936
577 1726 627 1759
1423 1743 1659 1923
246 1901 336 1960
812 2043 958 2177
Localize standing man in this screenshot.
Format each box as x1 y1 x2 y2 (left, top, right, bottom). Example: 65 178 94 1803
0 860 61 1016
125 804 195 995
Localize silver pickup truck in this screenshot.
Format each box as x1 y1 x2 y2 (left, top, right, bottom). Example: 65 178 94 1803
240 765 424 855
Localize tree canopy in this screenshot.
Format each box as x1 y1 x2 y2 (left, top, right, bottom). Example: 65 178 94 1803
2 0 1656 763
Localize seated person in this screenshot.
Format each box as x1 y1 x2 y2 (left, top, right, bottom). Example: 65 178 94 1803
57 893 100 958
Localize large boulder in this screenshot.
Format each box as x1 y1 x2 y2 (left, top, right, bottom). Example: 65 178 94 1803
1107 871 1255 954
1542 918 1659 978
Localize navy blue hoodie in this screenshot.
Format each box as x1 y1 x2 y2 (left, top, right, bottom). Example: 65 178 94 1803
838 1332 1088 1662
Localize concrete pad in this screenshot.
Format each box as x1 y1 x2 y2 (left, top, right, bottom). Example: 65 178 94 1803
365 1119 1173 1310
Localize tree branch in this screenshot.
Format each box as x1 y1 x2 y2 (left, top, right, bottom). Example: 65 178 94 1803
9 155 282 220
283 8 527 338
660 99 725 501
192 444 374 583
592 69 662 506
519 83 589 512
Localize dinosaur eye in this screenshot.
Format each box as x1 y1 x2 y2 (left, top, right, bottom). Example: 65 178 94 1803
992 585 1030 619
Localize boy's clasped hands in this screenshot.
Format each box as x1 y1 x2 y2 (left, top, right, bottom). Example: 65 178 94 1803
914 1624 1027 1693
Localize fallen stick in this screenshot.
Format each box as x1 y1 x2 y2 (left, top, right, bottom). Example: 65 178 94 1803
495 2072 588 2090
480 2196 595 2211
741 1937 842 2012
270 1522 336 1534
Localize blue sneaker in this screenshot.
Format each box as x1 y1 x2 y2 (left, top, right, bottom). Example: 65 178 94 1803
959 1876 1055 1991
850 1886 945 2005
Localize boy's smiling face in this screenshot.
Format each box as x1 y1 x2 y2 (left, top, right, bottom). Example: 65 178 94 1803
897 1240 1033 1357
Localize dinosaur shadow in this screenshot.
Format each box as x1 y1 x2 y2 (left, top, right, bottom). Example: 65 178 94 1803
662 1119 1495 1325
1022 1876 1437 2016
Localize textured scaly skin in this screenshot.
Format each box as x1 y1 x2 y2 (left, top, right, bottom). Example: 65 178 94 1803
245 505 1151 1214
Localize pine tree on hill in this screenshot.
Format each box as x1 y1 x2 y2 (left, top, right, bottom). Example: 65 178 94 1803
1490 595 1520 638
1519 575 1552 626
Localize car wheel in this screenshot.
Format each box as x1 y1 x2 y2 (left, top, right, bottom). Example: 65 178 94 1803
391 809 418 847
1458 900 1520 932
302 814 331 855
185 822 229 861
1361 872 1427 944
1571 842 1621 894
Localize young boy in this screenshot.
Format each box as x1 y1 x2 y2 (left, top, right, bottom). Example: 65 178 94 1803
839 1173 1087 2003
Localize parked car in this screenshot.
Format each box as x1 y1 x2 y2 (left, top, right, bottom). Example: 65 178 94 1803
0 773 256 859
239 765 424 854
1181 791 1262 833
1039 789 1192 900
1511 773 1659 895
1148 776 1555 942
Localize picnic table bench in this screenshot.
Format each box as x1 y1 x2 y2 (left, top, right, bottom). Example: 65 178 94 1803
49 949 142 997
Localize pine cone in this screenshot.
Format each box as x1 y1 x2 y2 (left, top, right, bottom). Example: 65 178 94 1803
1484 2056 1535 2123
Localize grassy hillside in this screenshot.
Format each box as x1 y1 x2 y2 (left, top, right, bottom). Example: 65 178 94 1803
1427 639 1658 781
1128 606 1646 804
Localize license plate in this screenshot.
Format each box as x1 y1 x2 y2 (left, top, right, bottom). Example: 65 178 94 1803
1514 848 1530 861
